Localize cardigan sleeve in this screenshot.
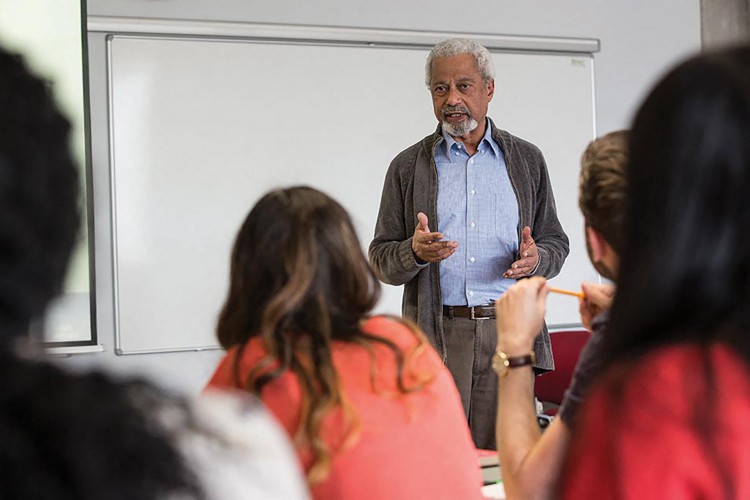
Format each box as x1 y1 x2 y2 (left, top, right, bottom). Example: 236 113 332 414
368 150 426 286
528 147 569 279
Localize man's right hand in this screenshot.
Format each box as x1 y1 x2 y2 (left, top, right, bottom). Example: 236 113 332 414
578 282 615 330
411 212 458 263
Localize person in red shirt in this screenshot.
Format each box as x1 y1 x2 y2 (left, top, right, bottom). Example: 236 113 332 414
205 186 484 499
494 44 750 499
557 44 750 499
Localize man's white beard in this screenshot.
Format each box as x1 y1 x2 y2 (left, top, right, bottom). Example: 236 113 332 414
442 116 479 138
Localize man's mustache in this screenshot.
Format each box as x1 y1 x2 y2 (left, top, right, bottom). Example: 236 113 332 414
442 105 472 118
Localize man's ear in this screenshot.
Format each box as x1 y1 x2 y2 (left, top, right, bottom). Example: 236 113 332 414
486 79 495 102
586 226 608 262
586 225 620 281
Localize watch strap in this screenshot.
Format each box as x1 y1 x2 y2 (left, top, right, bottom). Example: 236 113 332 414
492 350 536 377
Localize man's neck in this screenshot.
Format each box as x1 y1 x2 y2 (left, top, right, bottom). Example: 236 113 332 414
449 119 488 156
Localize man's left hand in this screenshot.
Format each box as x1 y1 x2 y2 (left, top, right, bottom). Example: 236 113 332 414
503 226 539 278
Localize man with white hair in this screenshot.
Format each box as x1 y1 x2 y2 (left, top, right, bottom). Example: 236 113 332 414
369 38 569 449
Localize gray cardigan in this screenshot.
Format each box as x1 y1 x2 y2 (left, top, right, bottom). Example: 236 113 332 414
368 120 569 371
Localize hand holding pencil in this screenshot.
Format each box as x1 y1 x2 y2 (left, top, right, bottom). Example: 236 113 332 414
548 283 615 330
496 280 615 349
578 282 615 330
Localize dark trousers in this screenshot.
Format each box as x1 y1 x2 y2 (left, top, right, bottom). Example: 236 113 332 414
443 316 500 450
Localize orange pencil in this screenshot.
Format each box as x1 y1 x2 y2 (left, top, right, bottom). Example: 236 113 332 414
548 287 585 299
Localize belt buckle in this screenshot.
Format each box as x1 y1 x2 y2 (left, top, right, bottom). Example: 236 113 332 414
471 306 488 321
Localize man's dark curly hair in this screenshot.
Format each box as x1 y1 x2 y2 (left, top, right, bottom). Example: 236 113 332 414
0 47 80 342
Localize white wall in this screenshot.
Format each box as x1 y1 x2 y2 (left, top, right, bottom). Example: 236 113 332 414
59 0 701 396
87 0 701 135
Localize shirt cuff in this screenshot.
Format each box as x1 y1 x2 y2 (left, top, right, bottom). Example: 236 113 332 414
530 254 541 275
414 253 430 269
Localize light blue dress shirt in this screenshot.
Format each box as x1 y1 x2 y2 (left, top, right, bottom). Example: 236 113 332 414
435 121 520 306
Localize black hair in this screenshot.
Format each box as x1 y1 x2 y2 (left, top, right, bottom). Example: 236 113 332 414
0 47 80 342
0 350 203 500
598 45 750 500
605 45 750 363
0 46 204 499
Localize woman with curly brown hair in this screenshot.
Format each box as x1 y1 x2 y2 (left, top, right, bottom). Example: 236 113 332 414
206 186 484 499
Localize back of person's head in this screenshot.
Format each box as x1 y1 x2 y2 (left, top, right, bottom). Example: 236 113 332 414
607 44 750 363
0 47 80 343
425 38 495 86
216 186 431 484
217 185 380 351
578 130 629 256
0 350 203 500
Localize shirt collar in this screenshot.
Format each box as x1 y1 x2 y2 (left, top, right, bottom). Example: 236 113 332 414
440 118 500 160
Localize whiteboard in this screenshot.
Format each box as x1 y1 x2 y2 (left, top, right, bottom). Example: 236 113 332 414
107 34 596 354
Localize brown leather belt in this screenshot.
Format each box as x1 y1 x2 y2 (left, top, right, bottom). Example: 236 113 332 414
443 304 496 320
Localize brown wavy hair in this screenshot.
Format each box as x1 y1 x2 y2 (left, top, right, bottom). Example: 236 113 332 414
216 186 433 484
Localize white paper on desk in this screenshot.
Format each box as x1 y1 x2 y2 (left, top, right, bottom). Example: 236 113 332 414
481 482 506 499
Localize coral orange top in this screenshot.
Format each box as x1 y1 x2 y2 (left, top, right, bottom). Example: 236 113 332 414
206 316 484 500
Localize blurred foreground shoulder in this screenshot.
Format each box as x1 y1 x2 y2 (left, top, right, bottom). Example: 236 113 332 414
181 389 310 500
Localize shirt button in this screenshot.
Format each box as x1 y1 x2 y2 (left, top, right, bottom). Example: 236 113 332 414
470 257 476 263
470 189 476 195
470 222 476 228
469 291 474 296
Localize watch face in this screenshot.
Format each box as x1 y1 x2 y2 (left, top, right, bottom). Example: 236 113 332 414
491 352 509 377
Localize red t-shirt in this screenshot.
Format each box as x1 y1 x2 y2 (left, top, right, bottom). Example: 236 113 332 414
559 342 750 499
206 316 484 500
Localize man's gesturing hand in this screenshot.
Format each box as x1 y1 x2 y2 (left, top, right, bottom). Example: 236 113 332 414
411 212 458 263
503 226 539 278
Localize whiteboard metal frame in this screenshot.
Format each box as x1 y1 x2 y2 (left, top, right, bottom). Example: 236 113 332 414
102 20 599 354
46 344 105 356
90 16 599 54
